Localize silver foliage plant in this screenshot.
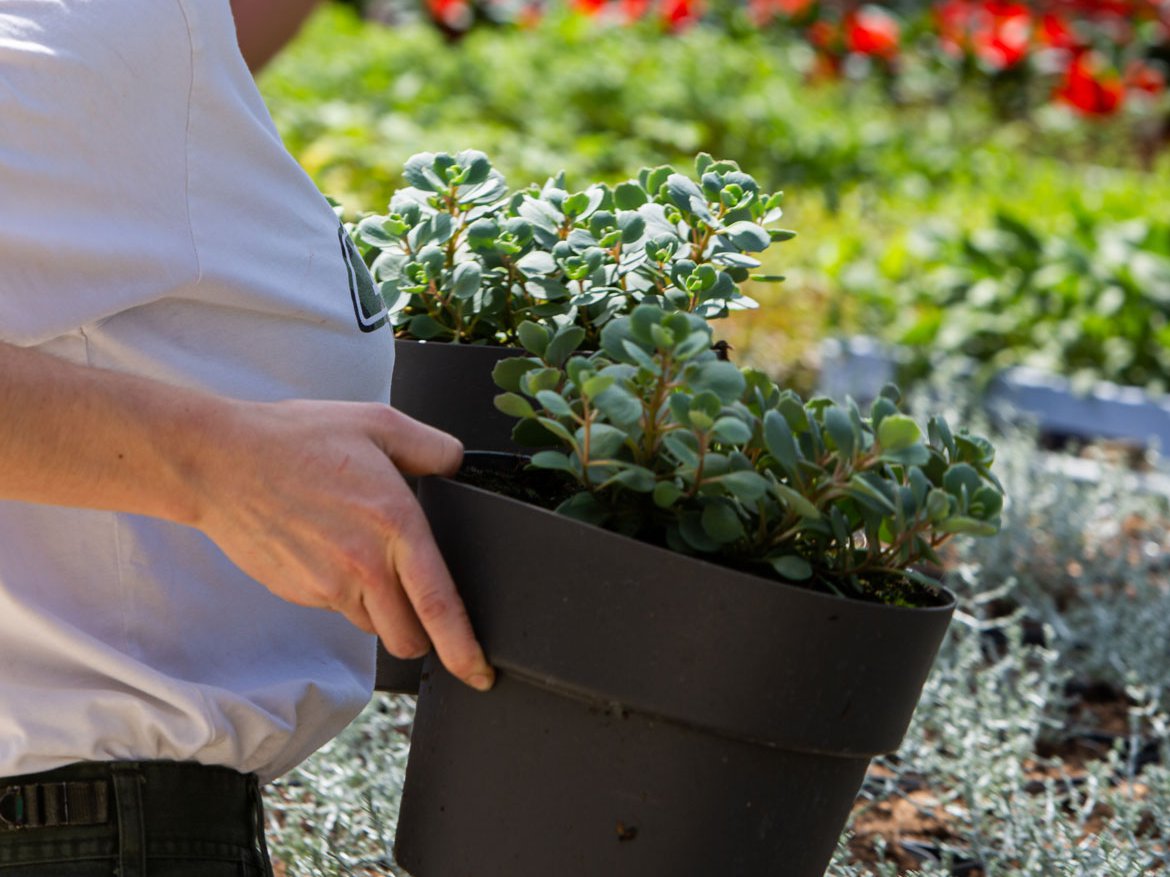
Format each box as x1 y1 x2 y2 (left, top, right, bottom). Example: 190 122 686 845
350 149 792 347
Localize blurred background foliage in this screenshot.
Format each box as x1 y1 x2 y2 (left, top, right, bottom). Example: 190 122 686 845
260 0 1170 395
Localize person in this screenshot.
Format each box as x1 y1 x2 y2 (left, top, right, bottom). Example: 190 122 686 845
230 0 322 73
0 1 494 874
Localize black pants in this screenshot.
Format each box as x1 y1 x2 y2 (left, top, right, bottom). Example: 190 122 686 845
0 761 275 876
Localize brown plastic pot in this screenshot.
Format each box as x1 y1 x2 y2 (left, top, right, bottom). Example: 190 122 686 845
375 340 525 694
393 453 957 877
389 339 525 453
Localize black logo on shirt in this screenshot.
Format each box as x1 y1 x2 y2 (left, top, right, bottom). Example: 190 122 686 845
339 226 388 333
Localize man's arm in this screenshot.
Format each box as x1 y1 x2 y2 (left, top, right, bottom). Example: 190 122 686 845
0 340 494 691
230 0 321 73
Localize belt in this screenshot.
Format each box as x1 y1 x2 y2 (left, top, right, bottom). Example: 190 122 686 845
0 760 274 877
0 779 110 830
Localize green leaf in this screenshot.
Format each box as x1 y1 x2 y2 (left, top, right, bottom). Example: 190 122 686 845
664 432 700 466
763 410 798 473
516 321 550 357
530 450 578 474
614 181 648 210
870 396 899 432
536 389 574 418
592 385 642 426
555 492 609 526
688 360 746 403
653 480 684 508
926 488 951 522
688 410 714 432
545 326 588 367
881 444 932 466
722 221 771 252
406 315 450 340
581 423 627 458
606 465 656 492
536 416 575 442
516 250 559 277
823 406 857 458
493 392 536 419
847 475 898 514
769 555 812 581
908 467 931 506
403 153 443 192
955 433 996 466
711 416 752 445
771 481 821 519
455 150 492 185
675 332 712 361
511 418 561 448
582 375 615 398
877 415 922 453
972 485 1004 518
492 356 540 392
643 165 675 197
356 216 399 248
665 174 707 216
450 262 482 300
522 367 563 395
943 463 984 501
717 470 770 502
701 501 745 544
768 229 797 242
937 516 1001 537
927 416 956 457
618 212 646 243
678 512 721 552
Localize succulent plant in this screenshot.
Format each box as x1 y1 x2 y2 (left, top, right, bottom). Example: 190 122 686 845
493 303 1004 603
350 150 792 349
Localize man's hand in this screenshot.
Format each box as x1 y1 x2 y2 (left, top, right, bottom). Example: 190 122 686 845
193 399 495 691
0 340 494 692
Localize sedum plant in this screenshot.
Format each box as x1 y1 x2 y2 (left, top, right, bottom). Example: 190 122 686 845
350 150 792 348
492 303 1005 603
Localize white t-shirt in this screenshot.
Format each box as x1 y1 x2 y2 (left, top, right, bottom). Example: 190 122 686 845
0 0 394 783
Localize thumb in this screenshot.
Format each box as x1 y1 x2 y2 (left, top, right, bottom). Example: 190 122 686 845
378 407 464 477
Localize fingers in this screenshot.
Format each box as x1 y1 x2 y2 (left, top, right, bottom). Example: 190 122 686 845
375 407 464 478
380 483 495 692
359 568 430 659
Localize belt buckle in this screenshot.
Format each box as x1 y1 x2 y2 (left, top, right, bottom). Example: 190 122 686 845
0 785 26 830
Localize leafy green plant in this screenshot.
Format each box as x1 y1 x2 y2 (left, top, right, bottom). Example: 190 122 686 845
492 303 1004 602
878 209 1170 394
350 150 792 349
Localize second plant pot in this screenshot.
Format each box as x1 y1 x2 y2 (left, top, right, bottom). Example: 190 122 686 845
393 454 957 877
389 339 526 453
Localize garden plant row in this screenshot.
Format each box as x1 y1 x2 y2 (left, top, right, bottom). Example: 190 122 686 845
259 6 1170 874
360 0 1170 122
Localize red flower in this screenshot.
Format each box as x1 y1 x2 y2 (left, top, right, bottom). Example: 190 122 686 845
659 0 703 30
747 0 815 26
845 5 900 59
775 0 816 15
807 18 839 51
572 0 607 14
426 0 472 29
1056 52 1125 115
937 1 1033 70
1037 12 1078 51
1126 59 1167 95
620 0 652 19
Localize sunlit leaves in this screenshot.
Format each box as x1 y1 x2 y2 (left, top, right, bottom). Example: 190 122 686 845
352 150 791 346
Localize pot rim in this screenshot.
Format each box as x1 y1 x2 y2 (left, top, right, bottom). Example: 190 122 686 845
442 450 958 616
